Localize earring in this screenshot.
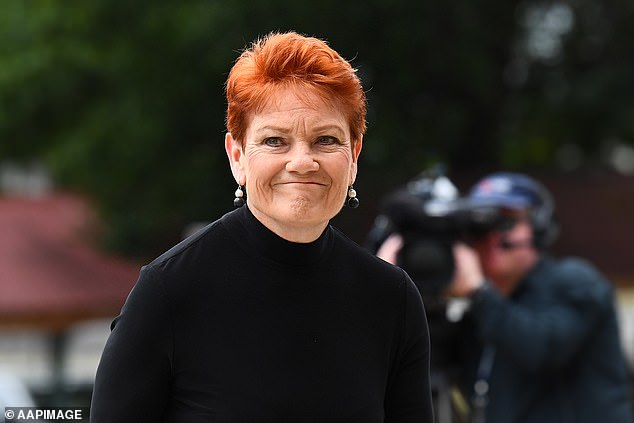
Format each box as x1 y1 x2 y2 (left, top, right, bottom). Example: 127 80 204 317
346 186 359 208
233 185 245 208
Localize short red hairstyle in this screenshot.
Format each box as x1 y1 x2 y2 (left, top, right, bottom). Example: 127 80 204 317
225 31 367 146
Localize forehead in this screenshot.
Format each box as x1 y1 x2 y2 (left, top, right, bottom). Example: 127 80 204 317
248 87 348 131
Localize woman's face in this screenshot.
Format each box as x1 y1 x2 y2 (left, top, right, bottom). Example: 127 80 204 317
226 87 362 242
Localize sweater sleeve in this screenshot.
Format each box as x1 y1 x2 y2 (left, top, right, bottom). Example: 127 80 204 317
384 270 434 423
90 265 173 422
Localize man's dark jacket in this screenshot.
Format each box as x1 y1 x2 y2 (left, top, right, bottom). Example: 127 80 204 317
461 256 633 423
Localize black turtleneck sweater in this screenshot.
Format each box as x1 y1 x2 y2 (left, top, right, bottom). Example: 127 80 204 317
90 207 433 422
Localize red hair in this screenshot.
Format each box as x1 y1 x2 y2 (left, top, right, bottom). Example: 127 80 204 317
225 31 367 146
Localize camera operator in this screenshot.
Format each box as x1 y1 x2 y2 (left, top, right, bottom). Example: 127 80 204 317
375 170 633 422
446 172 633 423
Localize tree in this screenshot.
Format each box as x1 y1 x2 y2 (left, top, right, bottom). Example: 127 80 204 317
1 0 632 257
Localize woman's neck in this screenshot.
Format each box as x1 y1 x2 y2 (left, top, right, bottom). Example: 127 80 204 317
248 204 328 243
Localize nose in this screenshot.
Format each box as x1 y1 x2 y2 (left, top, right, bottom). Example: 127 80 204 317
285 144 319 173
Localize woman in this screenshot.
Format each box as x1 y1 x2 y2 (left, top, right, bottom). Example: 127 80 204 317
90 31 433 422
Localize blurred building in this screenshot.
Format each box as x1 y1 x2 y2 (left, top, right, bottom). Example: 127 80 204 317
0 162 139 406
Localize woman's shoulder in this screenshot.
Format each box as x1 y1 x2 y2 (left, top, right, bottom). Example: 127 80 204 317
150 222 221 266
329 226 424 316
144 210 240 278
330 226 410 286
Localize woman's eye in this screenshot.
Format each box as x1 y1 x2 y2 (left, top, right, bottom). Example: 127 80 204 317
316 136 339 145
263 137 283 147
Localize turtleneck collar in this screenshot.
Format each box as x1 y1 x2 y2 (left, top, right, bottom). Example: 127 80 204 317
222 206 334 268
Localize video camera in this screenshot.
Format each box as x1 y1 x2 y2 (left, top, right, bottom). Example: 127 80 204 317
367 166 511 298
366 166 514 370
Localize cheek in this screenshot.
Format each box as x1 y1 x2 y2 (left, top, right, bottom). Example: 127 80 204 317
330 155 355 185
245 154 276 184
328 163 354 202
475 234 502 271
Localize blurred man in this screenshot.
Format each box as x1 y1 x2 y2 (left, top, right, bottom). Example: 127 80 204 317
447 172 632 422
377 171 633 422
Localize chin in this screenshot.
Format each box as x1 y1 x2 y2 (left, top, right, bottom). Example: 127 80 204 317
282 198 333 225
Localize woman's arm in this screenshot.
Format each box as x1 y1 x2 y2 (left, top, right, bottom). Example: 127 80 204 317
90 265 173 422
384 271 434 422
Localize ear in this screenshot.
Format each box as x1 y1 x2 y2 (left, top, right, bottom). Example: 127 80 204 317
349 137 363 184
225 132 246 185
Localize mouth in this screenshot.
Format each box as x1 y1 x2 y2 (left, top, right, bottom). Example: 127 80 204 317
279 181 327 186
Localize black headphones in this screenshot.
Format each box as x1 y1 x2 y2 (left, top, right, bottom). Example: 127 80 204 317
525 180 559 249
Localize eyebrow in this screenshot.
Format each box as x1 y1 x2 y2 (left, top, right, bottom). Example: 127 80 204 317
313 124 346 133
254 124 347 136
256 125 291 134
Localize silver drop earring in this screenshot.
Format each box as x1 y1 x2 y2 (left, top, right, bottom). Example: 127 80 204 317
346 186 359 208
233 185 245 208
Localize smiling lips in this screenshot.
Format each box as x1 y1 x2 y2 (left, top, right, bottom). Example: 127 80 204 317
278 181 326 186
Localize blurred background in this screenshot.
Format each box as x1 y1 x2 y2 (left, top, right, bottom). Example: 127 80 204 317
0 0 633 416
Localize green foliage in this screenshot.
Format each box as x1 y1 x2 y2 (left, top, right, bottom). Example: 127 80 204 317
1 0 632 257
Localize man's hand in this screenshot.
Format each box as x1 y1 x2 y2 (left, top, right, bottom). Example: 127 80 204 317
376 233 404 265
447 242 485 297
